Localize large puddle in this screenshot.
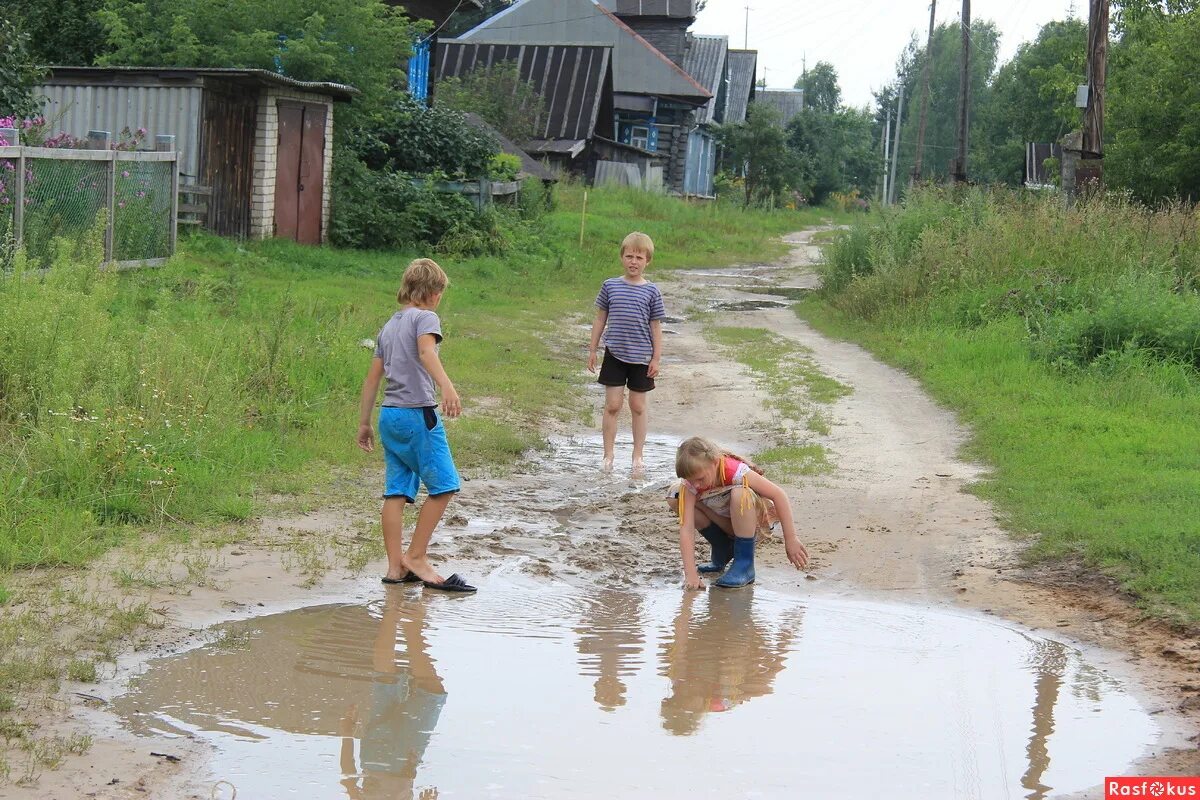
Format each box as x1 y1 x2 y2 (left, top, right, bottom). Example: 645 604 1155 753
113 585 1155 799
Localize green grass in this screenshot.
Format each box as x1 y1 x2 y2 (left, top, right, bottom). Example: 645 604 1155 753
705 326 849 477
807 186 1200 623
0 184 831 756
0 184 830 573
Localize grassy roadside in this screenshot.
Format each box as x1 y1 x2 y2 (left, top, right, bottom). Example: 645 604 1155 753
805 187 1200 624
705 327 849 480
0 184 836 781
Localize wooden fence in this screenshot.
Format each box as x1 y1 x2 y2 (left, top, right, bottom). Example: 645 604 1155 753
0 129 178 269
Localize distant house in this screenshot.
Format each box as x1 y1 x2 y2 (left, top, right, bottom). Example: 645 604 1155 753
458 0 711 193
36 66 356 244
756 88 805 127
436 41 614 175
679 34 727 197
724 49 757 124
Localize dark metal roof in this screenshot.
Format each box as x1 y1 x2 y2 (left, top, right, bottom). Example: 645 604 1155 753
463 112 557 181
437 41 612 142
460 0 710 103
42 66 358 100
724 49 757 124
681 34 727 125
602 0 695 17
756 88 804 126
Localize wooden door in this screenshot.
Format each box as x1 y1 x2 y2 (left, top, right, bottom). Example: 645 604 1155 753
273 103 326 244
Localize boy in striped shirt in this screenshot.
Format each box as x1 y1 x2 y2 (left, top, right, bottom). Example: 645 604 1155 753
587 231 666 475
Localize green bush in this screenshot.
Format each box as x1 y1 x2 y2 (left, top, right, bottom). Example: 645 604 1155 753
489 153 521 182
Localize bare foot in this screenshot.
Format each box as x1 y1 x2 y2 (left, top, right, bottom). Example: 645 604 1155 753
402 555 443 585
631 458 645 476
601 456 614 473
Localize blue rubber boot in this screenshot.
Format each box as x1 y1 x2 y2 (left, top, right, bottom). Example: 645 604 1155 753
697 523 734 574
714 536 755 588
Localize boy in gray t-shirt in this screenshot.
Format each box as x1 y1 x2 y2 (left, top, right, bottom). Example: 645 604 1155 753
357 258 475 593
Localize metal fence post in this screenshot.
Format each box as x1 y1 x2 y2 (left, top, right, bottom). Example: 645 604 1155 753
89 130 114 262
157 134 178 256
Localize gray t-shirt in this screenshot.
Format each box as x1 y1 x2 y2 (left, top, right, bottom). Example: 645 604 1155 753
374 308 442 408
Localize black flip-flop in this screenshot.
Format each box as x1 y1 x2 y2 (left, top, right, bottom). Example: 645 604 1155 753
381 572 422 585
422 573 477 593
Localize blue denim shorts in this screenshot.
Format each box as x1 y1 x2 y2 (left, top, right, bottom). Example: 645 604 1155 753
378 406 461 501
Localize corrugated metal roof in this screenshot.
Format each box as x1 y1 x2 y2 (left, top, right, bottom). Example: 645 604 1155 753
681 35 727 125
437 41 611 143
724 49 757 124
460 0 710 103
42 66 358 100
756 88 804 126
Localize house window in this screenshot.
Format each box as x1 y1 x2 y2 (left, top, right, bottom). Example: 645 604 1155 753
618 119 659 152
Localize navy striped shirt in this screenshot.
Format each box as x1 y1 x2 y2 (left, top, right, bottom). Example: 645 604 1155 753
595 277 666 365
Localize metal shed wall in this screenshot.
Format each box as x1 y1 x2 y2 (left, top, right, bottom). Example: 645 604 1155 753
38 84 203 183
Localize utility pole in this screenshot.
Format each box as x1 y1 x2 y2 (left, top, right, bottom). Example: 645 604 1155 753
744 4 751 49
912 0 936 183
889 83 904 205
882 108 892 206
800 53 806 111
953 0 971 183
1082 0 1108 161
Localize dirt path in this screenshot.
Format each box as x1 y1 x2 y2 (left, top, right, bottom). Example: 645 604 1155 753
14 229 1199 798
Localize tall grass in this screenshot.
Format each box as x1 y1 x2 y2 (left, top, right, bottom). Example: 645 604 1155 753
810 187 1200 622
0 185 833 574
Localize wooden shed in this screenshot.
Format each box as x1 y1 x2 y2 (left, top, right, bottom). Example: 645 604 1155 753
36 66 357 244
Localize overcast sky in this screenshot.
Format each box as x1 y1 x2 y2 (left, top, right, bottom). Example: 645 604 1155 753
693 0 1081 108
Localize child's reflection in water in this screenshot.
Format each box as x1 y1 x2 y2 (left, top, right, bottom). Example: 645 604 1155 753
660 589 804 735
340 590 444 800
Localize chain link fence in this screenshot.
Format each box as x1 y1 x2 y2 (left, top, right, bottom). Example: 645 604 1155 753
1 133 177 271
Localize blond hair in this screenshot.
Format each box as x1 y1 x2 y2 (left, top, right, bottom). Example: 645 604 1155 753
621 231 655 260
397 258 449 305
675 436 723 479
675 436 763 480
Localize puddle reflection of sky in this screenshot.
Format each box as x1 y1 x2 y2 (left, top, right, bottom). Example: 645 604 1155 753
114 587 1156 800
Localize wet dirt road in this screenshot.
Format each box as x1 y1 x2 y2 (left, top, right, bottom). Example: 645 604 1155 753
23 230 1200 799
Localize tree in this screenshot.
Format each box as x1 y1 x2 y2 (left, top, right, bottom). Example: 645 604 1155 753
12 0 107 66
787 106 879 204
794 60 841 114
0 16 46 121
878 19 1000 185
975 19 1087 184
435 61 546 143
95 0 421 122
715 104 802 205
1107 4 1200 199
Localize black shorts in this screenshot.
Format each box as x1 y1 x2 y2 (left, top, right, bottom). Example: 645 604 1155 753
598 349 655 392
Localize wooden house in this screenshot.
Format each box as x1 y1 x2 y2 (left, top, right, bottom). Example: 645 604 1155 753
457 0 711 192
679 34 727 197
36 66 356 244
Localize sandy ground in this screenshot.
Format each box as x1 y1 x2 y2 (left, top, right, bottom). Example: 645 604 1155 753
11 230 1199 799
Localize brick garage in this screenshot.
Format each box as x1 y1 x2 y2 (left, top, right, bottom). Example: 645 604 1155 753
39 67 356 244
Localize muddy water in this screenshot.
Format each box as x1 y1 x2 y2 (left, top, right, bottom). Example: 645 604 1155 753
112 586 1154 799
